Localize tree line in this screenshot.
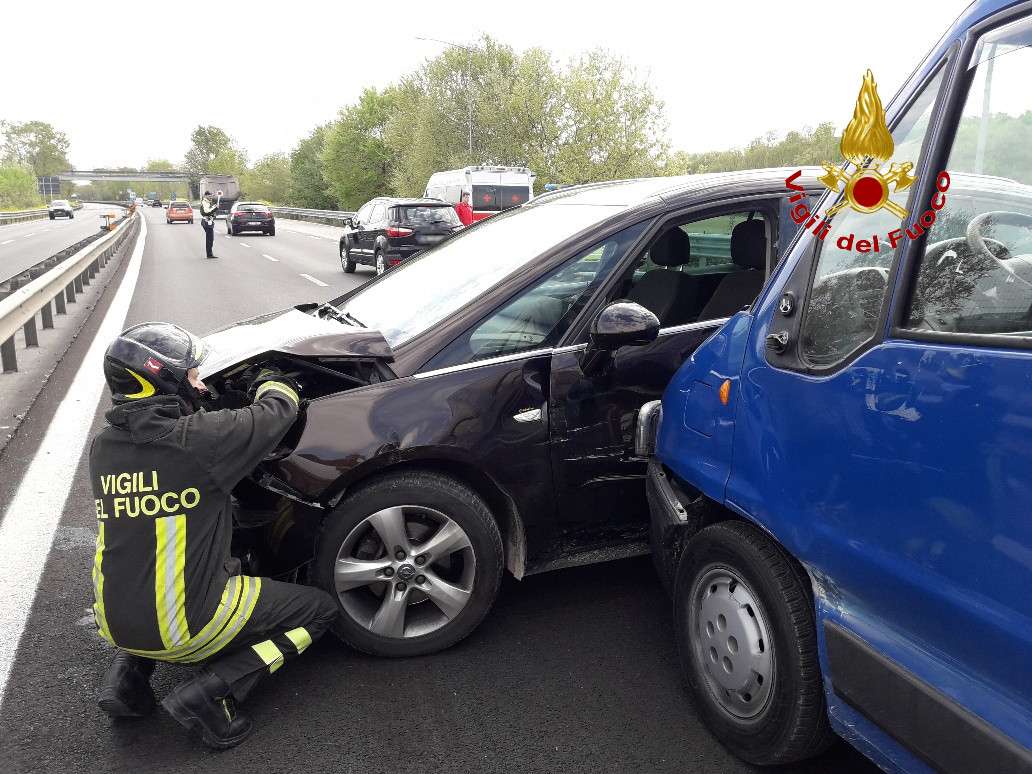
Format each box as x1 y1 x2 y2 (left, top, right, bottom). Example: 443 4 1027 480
3 36 921 211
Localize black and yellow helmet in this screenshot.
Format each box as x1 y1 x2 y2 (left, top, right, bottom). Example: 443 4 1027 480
104 322 211 403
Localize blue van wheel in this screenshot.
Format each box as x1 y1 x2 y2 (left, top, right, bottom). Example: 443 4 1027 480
673 521 837 765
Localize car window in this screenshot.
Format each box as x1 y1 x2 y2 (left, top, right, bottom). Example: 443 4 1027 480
51 200 68 206
903 17 1032 339
356 203 373 223
397 206 460 226
424 222 649 369
370 202 386 223
239 204 267 212
338 203 634 348
799 66 946 367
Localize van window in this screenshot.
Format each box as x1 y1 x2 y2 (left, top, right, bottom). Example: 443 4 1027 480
903 16 1032 339
799 67 946 367
472 185 500 212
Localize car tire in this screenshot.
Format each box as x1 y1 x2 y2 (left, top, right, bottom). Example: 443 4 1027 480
49 214 55 220
375 250 386 276
226 221 232 234
340 243 356 273
189 219 194 225
167 218 171 224
267 226 275 236
673 521 836 765
69 213 74 219
312 470 504 658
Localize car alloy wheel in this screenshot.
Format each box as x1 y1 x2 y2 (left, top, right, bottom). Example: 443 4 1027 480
314 470 503 657
341 243 356 273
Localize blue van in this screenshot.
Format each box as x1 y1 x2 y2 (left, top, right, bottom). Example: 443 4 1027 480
644 1 1032 771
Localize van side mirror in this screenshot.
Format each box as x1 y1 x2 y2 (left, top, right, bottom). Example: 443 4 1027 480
580 301 660 375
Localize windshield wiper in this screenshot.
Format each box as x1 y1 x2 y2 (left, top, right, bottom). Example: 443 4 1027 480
338 309 366 327
314 303 364 327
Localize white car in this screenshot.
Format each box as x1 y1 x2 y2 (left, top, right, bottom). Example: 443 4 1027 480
48 199 74 219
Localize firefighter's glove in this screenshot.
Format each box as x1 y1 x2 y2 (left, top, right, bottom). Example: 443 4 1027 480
247 368 304 410
214 389 251 410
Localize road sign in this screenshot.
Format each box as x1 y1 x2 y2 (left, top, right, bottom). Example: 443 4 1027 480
171 194 177 201
36 176 60 196
216 190 223 196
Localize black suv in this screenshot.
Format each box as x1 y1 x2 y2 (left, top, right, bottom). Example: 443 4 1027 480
340 197 462 275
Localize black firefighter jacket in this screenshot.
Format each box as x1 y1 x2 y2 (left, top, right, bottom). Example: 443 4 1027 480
89 387 298 660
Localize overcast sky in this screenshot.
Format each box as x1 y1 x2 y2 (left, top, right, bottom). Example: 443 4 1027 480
3 0 972 173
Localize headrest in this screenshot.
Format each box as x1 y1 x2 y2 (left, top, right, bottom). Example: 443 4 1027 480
731 219 766 270
649 228 692 267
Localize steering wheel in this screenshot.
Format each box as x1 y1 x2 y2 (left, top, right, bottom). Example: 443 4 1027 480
966 211 1032 263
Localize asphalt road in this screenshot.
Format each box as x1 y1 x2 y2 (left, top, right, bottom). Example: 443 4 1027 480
0 203 128 284
0 209 879 773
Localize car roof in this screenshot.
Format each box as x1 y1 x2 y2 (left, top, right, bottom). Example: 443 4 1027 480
368 197 452 207
527 167 826 210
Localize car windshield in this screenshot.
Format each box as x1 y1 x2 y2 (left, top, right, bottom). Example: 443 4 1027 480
337 202 625 348
51 200 68 206
396 205 460 225
171 203 190 209
238 204 266 212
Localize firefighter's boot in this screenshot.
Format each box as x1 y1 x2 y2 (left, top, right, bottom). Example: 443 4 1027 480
161 670 252 749
98 651 156 718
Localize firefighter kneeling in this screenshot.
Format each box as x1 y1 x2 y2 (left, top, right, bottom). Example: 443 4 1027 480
89 322 338 749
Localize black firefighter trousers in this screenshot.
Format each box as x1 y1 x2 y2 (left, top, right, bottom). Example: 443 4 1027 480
151 579 338 702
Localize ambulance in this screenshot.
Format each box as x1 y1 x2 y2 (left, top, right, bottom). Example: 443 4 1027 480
424 166 535 222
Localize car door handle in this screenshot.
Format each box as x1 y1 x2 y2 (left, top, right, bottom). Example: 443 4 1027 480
513 408 542 423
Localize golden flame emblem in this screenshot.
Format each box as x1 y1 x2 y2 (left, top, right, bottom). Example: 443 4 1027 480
820 70 918 220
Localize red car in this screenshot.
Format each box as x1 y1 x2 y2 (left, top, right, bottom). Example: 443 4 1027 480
166 201 194 224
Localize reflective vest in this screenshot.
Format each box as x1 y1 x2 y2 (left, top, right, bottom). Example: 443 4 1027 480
89 386 298 660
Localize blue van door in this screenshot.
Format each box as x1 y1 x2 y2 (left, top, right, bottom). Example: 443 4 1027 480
744 15 1032 763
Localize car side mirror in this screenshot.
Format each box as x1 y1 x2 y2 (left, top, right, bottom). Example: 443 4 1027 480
344 217 355 228
580 301 660 375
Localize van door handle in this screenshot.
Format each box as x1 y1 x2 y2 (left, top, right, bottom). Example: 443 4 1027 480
766 331 789 354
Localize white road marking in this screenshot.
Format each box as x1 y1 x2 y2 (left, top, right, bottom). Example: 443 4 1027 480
307 235 322 240
300 273 328 287
0 216 147 705
0 240 13 245
24 233 36 238
262 254 278 262
239 243 250 248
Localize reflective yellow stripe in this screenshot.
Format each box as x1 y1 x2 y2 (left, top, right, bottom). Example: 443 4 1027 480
254 381 299 408
172 519 190 644
124 369 156 399
252 640 284 674
154 515 190 648
120 576 262 664
284 627 312 655
92 523 111 642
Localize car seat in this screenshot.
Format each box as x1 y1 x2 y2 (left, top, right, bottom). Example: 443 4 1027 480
626 228 699 327
696 216 767 320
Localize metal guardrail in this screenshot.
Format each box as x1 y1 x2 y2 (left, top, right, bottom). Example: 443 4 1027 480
0 215 137 373
0 209 48 226
270 207 356 227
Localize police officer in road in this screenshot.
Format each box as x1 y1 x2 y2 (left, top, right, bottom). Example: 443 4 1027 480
200 191 218 259
90 322 338 749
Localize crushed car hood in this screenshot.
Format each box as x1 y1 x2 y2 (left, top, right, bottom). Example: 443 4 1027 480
201 306 394 376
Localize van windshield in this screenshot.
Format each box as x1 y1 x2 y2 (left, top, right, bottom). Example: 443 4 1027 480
337 202 624 348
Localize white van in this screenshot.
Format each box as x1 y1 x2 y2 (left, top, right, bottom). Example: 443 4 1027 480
424 166 536 222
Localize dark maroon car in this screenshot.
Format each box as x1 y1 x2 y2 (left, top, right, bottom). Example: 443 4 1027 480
201 169 824 658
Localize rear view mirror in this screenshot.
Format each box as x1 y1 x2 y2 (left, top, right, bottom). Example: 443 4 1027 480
580 301 659 375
